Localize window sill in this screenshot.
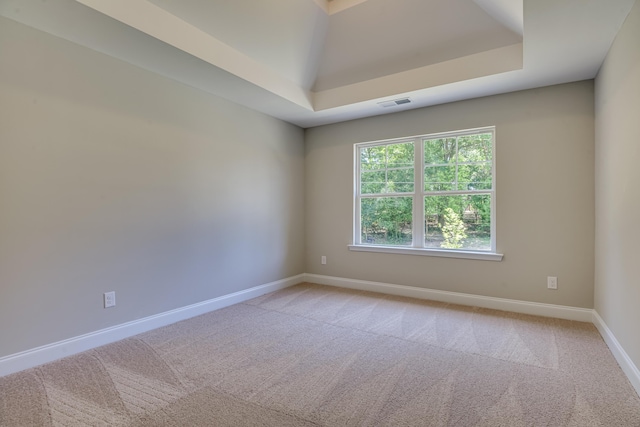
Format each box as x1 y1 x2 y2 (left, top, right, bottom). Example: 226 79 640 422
347 245 504 261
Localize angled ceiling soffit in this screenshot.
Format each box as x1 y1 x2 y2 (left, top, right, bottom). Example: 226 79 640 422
313 43 523 111
76 0 314 111
2 0 523 116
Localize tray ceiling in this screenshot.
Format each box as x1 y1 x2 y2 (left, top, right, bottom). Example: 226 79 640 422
0 0 634 127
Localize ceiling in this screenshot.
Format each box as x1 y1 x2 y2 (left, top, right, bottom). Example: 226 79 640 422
0 0 635 128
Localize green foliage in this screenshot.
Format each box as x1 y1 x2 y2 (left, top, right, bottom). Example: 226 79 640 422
441 208 467 249
359 133 493 250
469 194 491 232
361 197 412 245
424 134 492 191
360 143 414 194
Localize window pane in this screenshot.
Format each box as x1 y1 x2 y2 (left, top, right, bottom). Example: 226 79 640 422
361 197 413 246
457 134 492 163
387 142 414 168
424 165 455 191
424 195 491 251
356 129 494 252
360 146 386 171
424 138 456 165
387 168 414 193
457 163 492 191
361 170 386 194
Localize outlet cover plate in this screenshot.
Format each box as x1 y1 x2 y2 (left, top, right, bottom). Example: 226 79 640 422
104 291 116 308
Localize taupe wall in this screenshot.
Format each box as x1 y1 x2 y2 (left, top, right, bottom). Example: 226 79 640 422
595 1 640 372
0 18 305 358
305 82 595 308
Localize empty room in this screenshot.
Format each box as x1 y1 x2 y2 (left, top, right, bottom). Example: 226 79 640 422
1 0 639 425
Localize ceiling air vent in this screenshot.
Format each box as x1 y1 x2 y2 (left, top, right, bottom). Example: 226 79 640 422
377 98 411 108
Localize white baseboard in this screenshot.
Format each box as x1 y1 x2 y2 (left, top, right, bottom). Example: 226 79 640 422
305 274 640 396
592 311 640 397
304 273 594 322
5 272 639 401
0 274 304 378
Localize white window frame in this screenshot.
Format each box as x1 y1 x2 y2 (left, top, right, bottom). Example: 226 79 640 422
350 126 503 261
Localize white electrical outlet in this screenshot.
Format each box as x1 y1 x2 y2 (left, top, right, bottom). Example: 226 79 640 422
104 291 116 308
547 277 558 290
321 256 327 265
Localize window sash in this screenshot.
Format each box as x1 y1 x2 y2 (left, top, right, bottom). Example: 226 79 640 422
355 127 496 253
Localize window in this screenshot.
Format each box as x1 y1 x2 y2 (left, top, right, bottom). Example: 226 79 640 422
352 127 501 260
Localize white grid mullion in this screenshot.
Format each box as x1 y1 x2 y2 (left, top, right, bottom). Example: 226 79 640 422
384 166 414 171
454 136 459 191
360 193 414 198
457 161 491 166
423 190 492 197
413 138 423 248
354 145 361 245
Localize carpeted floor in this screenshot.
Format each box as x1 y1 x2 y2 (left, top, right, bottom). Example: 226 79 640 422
1 283 640 426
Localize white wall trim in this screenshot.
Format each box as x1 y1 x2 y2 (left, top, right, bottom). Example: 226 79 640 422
305 274 640 396
4 273 638 400
0 274 304 378
304 273 593 322
592 311 640 397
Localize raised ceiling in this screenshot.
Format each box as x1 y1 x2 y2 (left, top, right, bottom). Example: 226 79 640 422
0 0 635 127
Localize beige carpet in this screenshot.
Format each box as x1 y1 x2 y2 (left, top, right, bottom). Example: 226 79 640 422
1 283 639 426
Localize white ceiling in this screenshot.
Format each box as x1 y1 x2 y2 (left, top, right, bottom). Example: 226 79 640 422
0 0 635 128
314 0 522 91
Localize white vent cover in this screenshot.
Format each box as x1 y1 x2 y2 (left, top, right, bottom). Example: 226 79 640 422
377 98 411 108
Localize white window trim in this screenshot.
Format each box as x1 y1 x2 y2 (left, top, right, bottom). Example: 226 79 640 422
353 126 502 261
347 244 503 261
